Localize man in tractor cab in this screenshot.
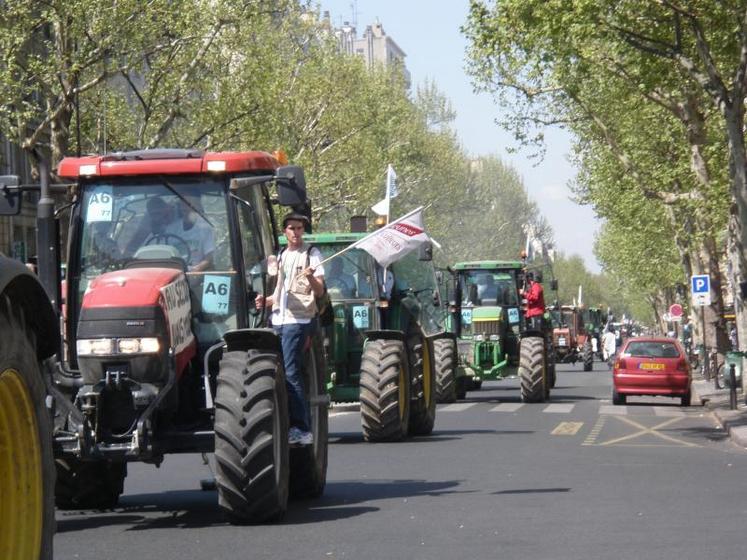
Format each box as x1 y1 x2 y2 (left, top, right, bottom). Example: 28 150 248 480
255 212 325 446
167 193 215 272
521 271 546 330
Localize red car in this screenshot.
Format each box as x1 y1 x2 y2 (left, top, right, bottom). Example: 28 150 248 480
612 337 692 406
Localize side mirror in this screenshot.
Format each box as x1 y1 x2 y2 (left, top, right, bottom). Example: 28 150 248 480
276 165 307 207
0 176 21 216
419 241 433 261
550 279 558 291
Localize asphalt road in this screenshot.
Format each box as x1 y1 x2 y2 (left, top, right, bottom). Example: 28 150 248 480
55 361 747 560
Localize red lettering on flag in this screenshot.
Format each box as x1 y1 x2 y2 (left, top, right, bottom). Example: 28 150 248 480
391 222 423 237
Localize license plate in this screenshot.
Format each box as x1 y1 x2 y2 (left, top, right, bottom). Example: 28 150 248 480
558 337 566 346
639 362 665 370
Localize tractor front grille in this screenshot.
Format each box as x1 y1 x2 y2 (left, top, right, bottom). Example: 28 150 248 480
473 320 501 336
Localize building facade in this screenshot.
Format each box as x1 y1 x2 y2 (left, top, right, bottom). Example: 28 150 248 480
334 19 411 88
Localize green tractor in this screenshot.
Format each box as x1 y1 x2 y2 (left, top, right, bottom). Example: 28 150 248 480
583 307 608 360
447 261 554 402
283 232 457 441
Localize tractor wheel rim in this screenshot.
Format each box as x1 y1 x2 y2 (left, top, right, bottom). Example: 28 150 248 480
0 368 43 560
422 340 432 408
399 366 406 421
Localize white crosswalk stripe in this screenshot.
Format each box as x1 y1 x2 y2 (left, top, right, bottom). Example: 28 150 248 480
599 405 627 415
490 403 524 412
543 404 574 413
653 406 687 417
439 403 478 412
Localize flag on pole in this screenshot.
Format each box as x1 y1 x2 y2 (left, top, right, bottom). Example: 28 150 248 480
386 164 398 198
353 206 428 268
371 164 399 217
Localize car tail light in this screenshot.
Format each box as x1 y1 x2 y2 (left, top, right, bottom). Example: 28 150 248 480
615 357 627 370
676 358 689 373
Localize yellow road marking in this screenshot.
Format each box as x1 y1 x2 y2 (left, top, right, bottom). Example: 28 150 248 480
552 422 584 436
598 416 699 448
582 416 606 445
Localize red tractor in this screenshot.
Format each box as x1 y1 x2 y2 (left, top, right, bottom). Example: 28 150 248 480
548 304 594 371
3 149 328 524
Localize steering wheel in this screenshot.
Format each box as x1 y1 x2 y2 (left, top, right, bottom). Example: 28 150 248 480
144 232 191 263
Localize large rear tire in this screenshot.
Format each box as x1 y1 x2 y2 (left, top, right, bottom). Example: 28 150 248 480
408 333 436 436
360 339 410 441
582 340 593 372
434 338 457 403
214 350 289 524
519 336 547 403
0 298 55 559
290 330 328 499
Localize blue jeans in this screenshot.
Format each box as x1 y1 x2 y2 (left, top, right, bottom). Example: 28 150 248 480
274 323 312 432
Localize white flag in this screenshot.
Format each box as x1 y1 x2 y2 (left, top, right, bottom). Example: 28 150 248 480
371 197 389 216
353 207 428 268
386 164 399 198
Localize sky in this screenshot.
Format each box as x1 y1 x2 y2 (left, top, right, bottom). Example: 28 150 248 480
319 0 603 273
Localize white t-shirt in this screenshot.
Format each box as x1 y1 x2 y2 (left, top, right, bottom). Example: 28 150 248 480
271 246 324 326
166 220 215 269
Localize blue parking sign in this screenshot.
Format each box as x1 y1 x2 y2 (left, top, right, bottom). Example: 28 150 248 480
691 275 709 293
691 274 711 306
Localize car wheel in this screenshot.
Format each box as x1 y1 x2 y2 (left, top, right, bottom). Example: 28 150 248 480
612 388 626 405
680 391 691 407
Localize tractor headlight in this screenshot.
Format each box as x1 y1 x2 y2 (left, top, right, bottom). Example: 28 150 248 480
77 338 114 356
475 334 484 341
489 334 500 341
77 337 160 356
118 337 160 354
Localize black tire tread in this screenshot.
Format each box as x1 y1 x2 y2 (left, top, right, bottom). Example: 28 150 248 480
360 339 409 441
519 336 547 403
434 338 457 403
214 350 289 524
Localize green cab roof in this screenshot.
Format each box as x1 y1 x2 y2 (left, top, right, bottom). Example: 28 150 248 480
454 260 523 271
278 232 367 246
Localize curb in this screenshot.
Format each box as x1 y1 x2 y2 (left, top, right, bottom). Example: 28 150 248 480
693 380 747 448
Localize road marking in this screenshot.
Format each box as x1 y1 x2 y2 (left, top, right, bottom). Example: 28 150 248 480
583 416 607 445
551 421 583 435
599 405 627 415
490 403 524 412
543 404 574 414
653 406 686 417
598 416 699 448
440 403 478 412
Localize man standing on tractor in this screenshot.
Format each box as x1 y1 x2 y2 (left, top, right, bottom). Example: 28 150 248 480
256 212 325 446
521 271 545 330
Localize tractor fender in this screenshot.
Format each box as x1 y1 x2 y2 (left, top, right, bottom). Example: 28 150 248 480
223 327 282 354
427 331 457 344
363 329 406 343
0 255 58 360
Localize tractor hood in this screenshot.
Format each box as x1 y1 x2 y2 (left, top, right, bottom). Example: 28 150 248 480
82 268 184 308
79 267 195 358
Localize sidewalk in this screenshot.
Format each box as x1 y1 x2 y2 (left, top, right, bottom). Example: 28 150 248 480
692 376 747 448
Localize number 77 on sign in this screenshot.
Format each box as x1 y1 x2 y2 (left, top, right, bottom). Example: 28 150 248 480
691 274 711 306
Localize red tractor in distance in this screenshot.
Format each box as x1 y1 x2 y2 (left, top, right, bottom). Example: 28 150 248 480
548 304 594 371
3 149 328 524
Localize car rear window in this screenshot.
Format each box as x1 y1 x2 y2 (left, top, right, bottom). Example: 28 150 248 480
625 341 681 358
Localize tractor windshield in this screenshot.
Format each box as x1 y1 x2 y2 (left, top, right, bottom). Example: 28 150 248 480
459 270 518 307
315 245 375 300
73 177 240 345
